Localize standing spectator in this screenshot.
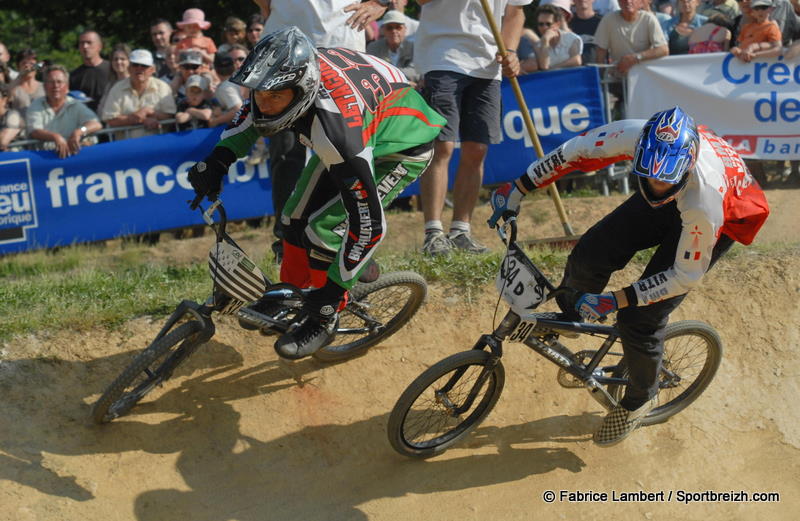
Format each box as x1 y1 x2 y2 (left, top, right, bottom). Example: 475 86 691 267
542 0 575 29
0 83 24 151
174 8 218 65
731 0 753 42
175 74 213 130
0 42 17 81
218 17 248 55
730 0 782 61
366 10 419 83
387 0 420 40
518 3 583 74
26 65 102 158
661 0 709 55
594 0 621 15
171 50 217 100
571 0 605 63
528 4 584 71
70 31 112 114
97 43 131 116
158 44 180 83
245 14 265 49
9 49 44 117
149 19 174 78
688 12 734 51
252 0 390 260
101 49 176 139
414 0 530 255
595 0 668 116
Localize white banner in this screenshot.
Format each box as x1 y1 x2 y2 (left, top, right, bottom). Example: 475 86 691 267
627 53 800 160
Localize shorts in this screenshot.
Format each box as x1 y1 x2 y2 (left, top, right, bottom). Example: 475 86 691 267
422 70 502 145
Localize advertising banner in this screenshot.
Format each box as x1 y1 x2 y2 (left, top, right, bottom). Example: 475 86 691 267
626 53 800 160
0 128 272 255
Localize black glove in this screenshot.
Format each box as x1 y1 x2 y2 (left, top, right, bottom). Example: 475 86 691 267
187 147 236 199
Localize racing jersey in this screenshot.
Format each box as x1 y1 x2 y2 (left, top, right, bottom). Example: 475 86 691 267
214 47 446 286
515 119 770 306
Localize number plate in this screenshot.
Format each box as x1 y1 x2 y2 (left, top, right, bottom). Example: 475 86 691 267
508 319 538 343
496 247 548 313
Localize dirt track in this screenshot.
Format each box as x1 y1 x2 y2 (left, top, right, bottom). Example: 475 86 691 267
1 189 799 521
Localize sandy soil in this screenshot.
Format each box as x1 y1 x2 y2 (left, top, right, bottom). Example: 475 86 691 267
1 189 799 521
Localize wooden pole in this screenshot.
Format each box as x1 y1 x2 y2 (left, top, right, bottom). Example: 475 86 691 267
478 0 576 237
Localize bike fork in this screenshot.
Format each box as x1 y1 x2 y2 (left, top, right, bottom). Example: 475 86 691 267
438 335 502 416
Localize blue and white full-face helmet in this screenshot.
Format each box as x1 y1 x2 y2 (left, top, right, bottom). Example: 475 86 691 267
632 106 699 207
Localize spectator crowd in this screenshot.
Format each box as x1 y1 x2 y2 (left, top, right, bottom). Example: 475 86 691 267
1 0 798 250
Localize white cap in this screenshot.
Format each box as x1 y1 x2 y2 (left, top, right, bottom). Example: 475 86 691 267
185 74 209 91
380 10 407 26
129 49 154 67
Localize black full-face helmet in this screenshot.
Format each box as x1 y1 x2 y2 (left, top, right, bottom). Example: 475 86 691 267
230 26 319 136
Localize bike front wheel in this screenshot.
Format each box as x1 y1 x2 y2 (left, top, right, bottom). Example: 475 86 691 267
91 321 204 424
607 320 723 425
387 350 505 459
313 271 427 362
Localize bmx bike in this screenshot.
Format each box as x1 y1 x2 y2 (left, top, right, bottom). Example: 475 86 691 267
387 217 722 458
92 197 426 424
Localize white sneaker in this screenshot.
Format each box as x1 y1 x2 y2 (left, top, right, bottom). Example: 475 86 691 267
422 230 454 256
448 230 488 254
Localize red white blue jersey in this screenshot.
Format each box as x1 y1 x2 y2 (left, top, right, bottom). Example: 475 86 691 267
517 120 769 305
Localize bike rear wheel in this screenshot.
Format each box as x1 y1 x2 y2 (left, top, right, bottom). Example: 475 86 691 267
313 271 427 362
387 350 505 459
607 320 722 425
91 321 203 424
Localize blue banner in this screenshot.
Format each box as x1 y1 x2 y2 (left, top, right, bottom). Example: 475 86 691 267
0 66 605 255
0 128 273 255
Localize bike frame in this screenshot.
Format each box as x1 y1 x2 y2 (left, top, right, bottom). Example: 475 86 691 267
438 218 632 414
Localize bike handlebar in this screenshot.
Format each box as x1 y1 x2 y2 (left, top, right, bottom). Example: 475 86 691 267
494 215 518 246
187 195 228 241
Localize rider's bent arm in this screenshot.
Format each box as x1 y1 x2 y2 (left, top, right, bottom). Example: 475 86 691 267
513 119 645 194
213 99 263 161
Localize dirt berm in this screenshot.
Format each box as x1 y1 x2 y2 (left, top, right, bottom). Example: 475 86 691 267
1 189 799 521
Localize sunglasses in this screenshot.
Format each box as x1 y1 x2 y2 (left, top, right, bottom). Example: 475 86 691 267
752 4 770 8
180 64 200 70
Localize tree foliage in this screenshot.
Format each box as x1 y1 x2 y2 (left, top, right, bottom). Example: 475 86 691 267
1 1 259 70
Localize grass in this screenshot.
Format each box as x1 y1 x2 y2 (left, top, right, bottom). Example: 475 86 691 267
0 232 795 343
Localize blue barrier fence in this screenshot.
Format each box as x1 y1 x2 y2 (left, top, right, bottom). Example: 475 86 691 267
0 66 605 255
